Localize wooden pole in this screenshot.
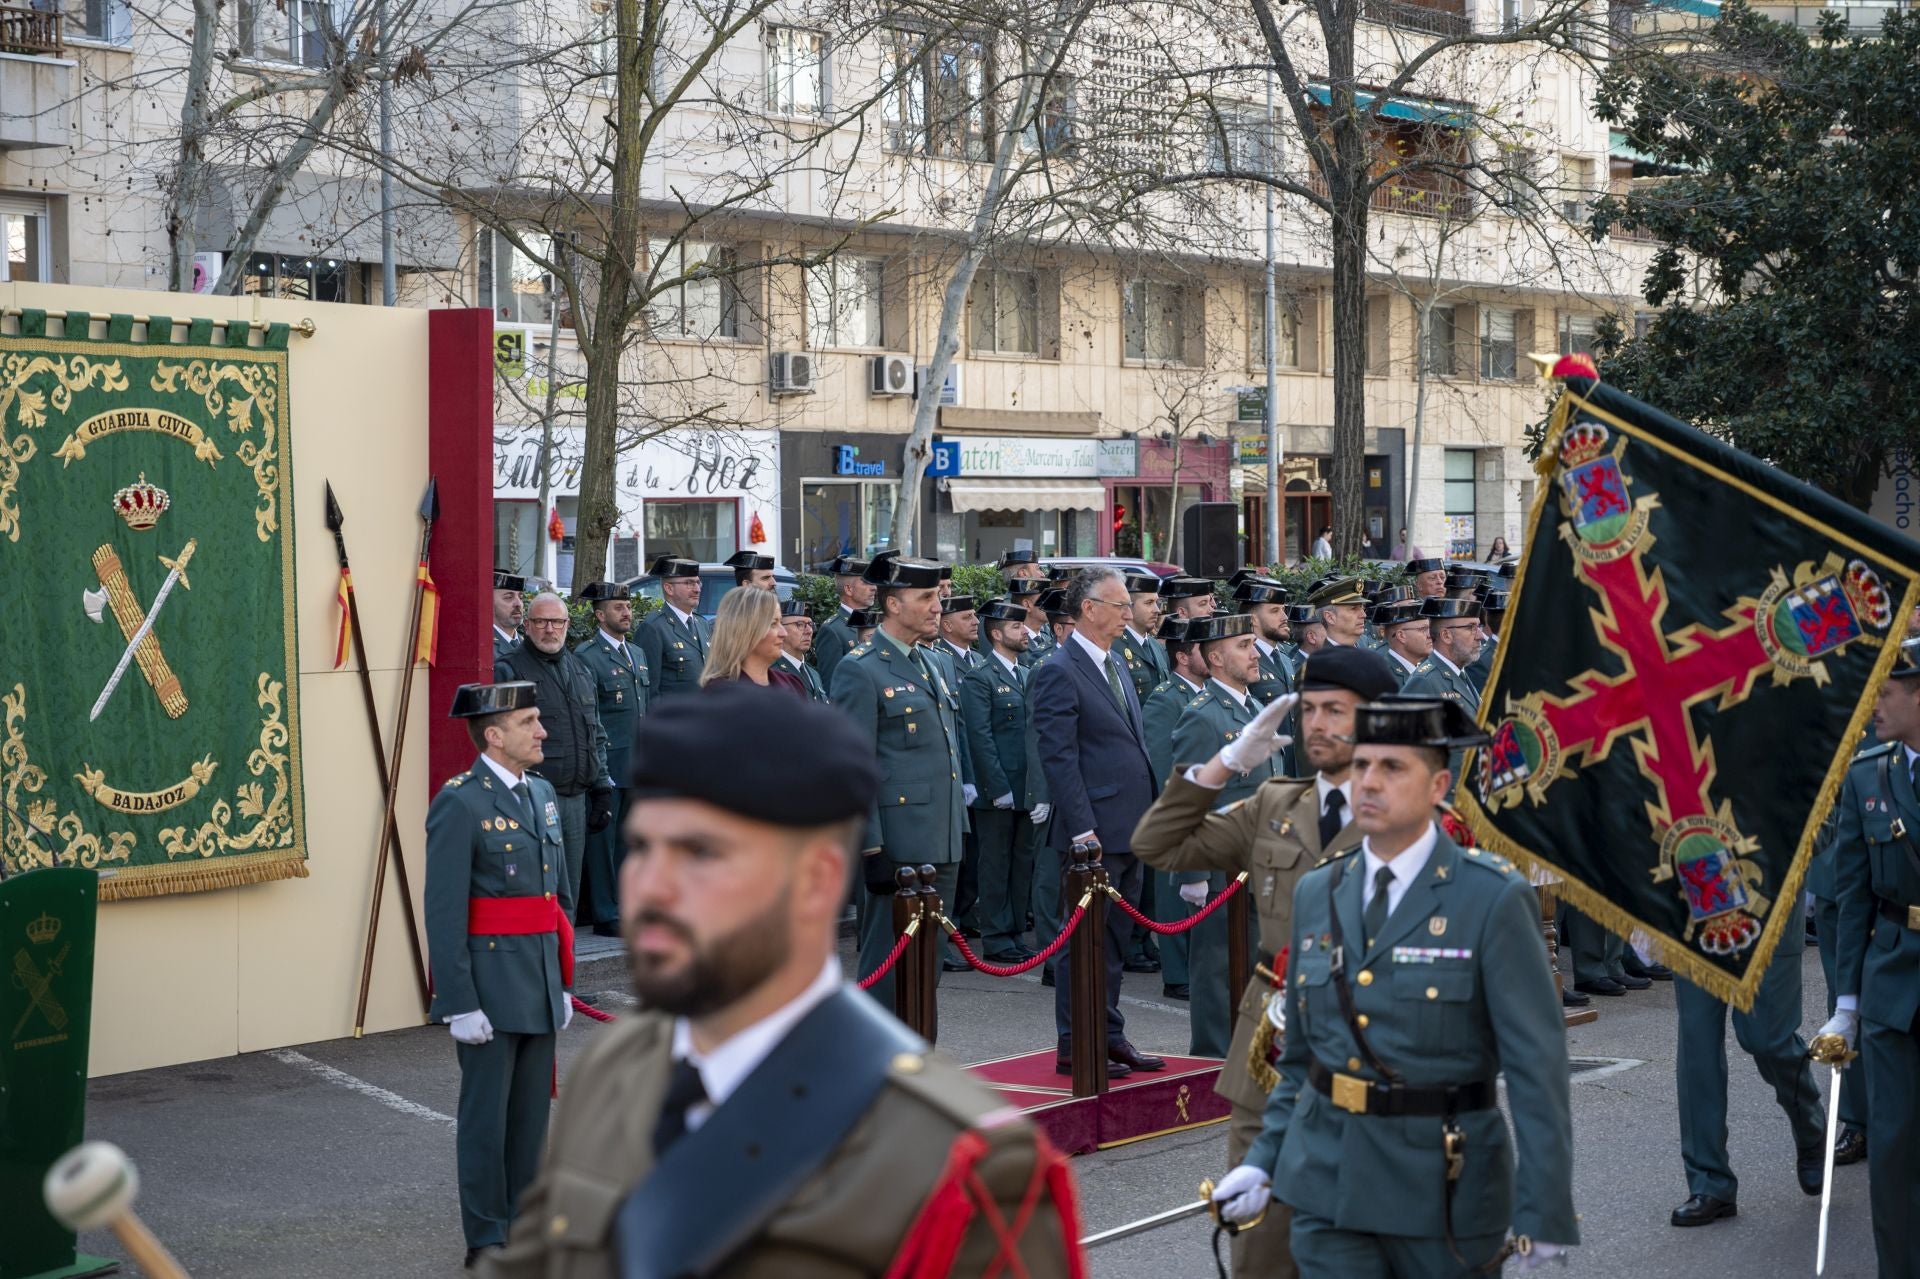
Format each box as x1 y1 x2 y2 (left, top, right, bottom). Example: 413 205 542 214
891 866 922 1034
326 482 429 1015
917 863 942 1046
1226 878 1251 1039
1068 842 1109 1099
353 478 438 1037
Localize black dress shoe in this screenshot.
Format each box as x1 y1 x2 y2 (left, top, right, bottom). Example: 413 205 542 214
1670 1194 1737 1227
1562 988 1591 1007
1122 957 1161 974
985 948 1037 964
590 921 621 937
464 1245 502 1268
1614 972 1653 991
1575 977 1627 997
1108 1039 1166 1071
1797 1146 1825 1195
1057 1044 1130 1078
1163 983 1190 1001
941 958 970 973
1834 1127 1868 1166
1041 966 1056 987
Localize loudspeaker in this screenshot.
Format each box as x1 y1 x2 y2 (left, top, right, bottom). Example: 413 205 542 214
1181 502 1241 579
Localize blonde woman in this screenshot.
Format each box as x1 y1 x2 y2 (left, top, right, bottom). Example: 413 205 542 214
698 585 807 696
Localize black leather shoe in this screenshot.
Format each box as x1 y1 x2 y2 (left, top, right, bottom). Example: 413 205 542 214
1109 1039 1166 1072
590 921 621 937
464 1245 502 1268
1834 1127 1867 1166
1621 953 1673 980
1614 972 1653 991
1040 966 1056 987
1670 1195 1737 1227
1797 1146 1825 1195
985 947 1037 964
1122 957 1161 974
1057 1039 1129 1078
941 958 970 973
1163 983 1190 1001
1562 987 1591 1007
1575 978 1627 997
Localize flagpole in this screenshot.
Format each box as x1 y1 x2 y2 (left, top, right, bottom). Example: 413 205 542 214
326 481 430 1015
353 477 439 1038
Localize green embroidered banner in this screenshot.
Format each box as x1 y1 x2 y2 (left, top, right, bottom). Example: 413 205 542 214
0 310 306 899
1459 362 1920 1009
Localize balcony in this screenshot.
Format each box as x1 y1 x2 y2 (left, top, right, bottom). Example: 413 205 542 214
0 6 71 151
1308 172 1478 220
1360 0 1472 36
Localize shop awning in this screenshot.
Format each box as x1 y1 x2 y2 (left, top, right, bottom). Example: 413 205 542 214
1304 86 1473 129
946 479 1108 514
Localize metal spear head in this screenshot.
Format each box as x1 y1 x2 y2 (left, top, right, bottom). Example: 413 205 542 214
324 480 344 533
419 475 439 524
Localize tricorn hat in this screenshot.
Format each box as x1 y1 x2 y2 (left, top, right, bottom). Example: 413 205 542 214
863 549 945 589
648 554 701 579
1287 603 1322 626
1406 557 1447 575
450 681 538 718
827 554 871 577
724 551 774 572
493 569 529 592
979 598 1027 624
999 549 1039 569
1160 576 1216 601
1233 577 1291 608
1186 613 1254 643
1122 569 1163 595
1039 588 1072 620
941 594 978 615
577 581 624 604
847 608 881 630
1009 578 1046 601
1372 599 1425 629
1157 615 1193 643
777 598 810 619
1420 597 1483 621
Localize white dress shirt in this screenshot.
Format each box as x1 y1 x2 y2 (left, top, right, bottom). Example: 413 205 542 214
1360 821 1439 921
1209 678 1250 711
1069 628 1114 663
478 750 526 790
494 625 517 647
669 958 841 1134
1429 650 1464 678
667 603 698 629
993 650 1021 680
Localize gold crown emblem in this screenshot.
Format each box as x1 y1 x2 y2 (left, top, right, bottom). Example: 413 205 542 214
114 473 170 531
1559 422 1609 469
26 911 60 944
1843 560 1892 630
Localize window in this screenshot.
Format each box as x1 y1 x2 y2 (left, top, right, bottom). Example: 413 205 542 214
1123 279 1191 363
766 27 825 116
1248 291 1302 369
1501 0 1527 30
1559 313 1596 357
0 200 50 282
1558 155 1595 224
494 501 540 581
1634 311 1656 341
1365 295 1392 375
1205 105 1278 176
241 252 353 302
72 0 130 43
801 480 897 571
1492 147 1538 211
1480 307 1517 380
1019 77 1078 152
646 238 740 340
1444 449 1476 559
241 0 343 66
1424 305 1457 377
806 256 883 348
884 30 991 160
480 230 560 327
645 500 738 564
971 269 1040 355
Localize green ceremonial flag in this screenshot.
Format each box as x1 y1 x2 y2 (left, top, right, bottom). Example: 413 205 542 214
1459 359 1920 1010
0 311 307 899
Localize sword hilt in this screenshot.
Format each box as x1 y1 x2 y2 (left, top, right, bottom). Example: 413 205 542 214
1809 1032 1858 1066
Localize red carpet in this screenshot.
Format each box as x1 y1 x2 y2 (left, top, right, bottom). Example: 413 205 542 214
964 1049 1232 1153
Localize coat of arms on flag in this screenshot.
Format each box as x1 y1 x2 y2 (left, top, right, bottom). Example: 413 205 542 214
1459 356 1920 1008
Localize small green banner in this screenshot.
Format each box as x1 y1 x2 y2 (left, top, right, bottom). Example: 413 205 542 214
0 311 307 899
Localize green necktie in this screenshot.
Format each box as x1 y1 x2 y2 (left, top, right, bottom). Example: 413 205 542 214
1362 863 1395 947
1103 652 1128 711
512 780 538 832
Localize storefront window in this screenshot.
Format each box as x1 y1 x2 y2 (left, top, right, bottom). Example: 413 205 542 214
800 480 898 572
494 500 540 580
1444 449 1477 559
645 499 738 564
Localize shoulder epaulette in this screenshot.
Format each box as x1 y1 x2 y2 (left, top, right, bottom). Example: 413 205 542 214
1190 693 1214 708
849 643 873 658
442 771 471 790
1460 847 1523 878
1853 741 1898 763
1314 844 1362 868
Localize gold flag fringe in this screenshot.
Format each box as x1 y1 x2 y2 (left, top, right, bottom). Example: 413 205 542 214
99 853 308 902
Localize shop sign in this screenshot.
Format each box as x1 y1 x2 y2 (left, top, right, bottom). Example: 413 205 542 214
1098 438 1137 476
1236 389 1266 422
834 444 888 477
926 440 961 478
1236 434 1269 464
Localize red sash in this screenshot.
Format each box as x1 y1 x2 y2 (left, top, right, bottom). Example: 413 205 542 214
468 896 575 989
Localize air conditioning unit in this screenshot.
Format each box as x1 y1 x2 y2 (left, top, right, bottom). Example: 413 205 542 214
769 351 816 396
870 353 914 397
915 361 964 407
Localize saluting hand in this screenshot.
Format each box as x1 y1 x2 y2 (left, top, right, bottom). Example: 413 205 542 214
1218 693 1298 775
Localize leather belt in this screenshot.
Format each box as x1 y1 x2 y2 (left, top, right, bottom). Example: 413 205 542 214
1876 896 1920 932
1308 1059 1497 1117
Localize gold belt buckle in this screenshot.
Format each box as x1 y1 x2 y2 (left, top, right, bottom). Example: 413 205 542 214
1908 903 1920 931
1331 1071 1370 1115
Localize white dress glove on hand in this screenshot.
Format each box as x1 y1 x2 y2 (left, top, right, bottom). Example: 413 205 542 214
448 1010 494 1045
1030 803 1051 824
994 792 1015 809
1512 1243 1572 1273
1817 1008 1859 1051
1210 1164 1272 1225
561 998 573 1031
1179 881 1211 908
962 783 979 806
1218 694 1299 774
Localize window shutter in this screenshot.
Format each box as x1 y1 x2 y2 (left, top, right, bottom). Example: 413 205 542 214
1365 294 1391 376
819 37 834 112
1515 308 1536 380
1300 289 1323 373
1183 285 1206 366
1039 268 1062 359
1452 302 1475 381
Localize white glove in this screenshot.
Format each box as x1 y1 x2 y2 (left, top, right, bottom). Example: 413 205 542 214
963 783 979 806
561 998 574 1031
1179 881 1210 908
1210 1164 1272 1224
994 792 1015 809
1513 1242 1572 1273
1031 803 1051 823
1218 694 1298 774
1816 1008 1859 1052
448 1010 494 1045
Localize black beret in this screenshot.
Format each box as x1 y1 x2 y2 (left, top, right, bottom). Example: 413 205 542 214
450 681 537 718
627 683 880 824
1297 646 1397 701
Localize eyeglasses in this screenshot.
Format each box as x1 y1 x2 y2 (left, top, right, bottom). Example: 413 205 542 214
1086 596 1132 611
526 618 570 628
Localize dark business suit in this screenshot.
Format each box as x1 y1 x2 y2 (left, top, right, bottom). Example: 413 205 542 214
1030 634 1159 1040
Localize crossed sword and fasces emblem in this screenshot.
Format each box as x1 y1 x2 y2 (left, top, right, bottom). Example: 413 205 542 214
81 538 196 722
12 942 70 1038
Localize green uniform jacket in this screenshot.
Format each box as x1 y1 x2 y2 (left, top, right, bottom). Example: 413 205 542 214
1173 682 1281 810
1249 642 1294 708
572 632 650 784
425 759 571 1033
1142 676 1203 788
494 627 520 660
1246 832 1578 1246
812 607 858 687
1400 655 1482 780
1021 692 1050 812
1385 649 1423 691
483 1007 1075 1279
962 655 1028 809
634 606 710 701
923 644 975 793
1131 773 1361 1114
1832 742 1920 1031
1022 630 1055 671
1115 629 1169 703
829 638 966 864
774 653 828 702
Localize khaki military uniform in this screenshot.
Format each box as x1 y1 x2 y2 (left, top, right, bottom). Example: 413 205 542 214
482 1008 1077 1279
1131 772 1362 1279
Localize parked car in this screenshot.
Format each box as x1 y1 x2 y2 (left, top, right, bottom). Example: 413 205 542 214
1039 556 1183 579
618 564 799 621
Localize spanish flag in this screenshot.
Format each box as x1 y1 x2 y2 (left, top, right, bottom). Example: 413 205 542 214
332 568 354 669
414 561 440 667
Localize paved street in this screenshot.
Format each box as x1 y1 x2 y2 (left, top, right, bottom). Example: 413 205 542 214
75 934 1876 1277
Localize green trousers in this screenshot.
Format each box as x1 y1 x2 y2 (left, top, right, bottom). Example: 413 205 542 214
1291 1209 1506 1279
454 1030 556 1249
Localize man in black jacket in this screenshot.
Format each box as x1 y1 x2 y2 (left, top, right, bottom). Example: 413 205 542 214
495 592 615 921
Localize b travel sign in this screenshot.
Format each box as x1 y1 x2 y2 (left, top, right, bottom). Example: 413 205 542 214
834 444 888 477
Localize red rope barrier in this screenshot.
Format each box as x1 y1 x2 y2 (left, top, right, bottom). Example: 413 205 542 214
858 922 918 990
1106 875 1244 935
944 904 1085 977
570 995 616 1023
